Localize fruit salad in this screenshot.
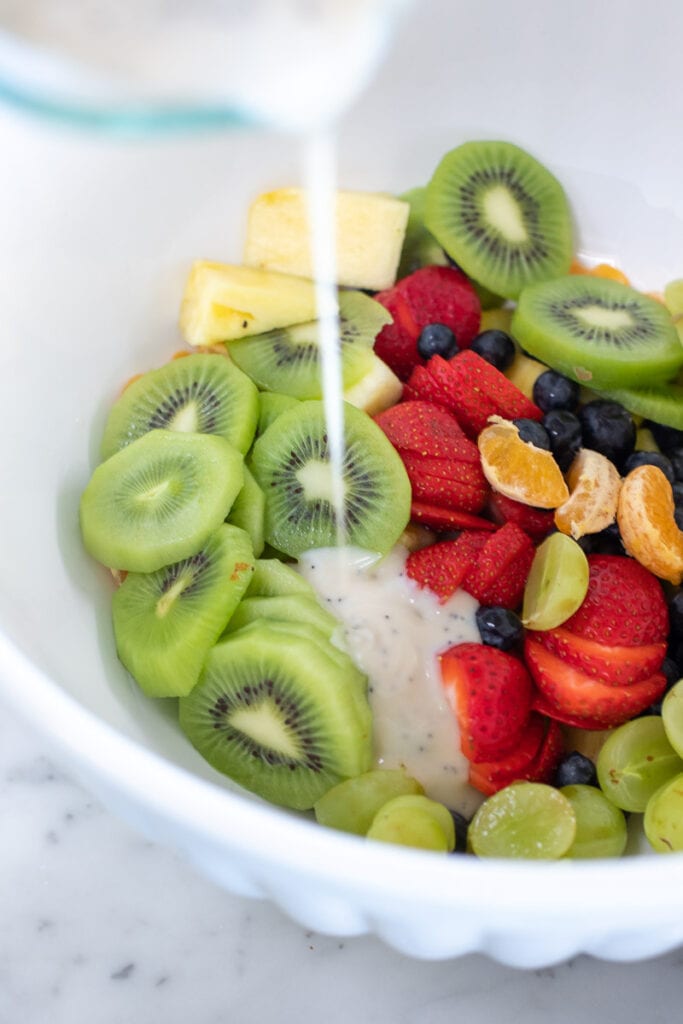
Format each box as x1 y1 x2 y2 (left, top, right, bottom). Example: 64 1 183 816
79 139 683 859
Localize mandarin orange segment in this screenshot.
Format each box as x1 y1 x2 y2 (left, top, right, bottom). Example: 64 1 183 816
569 259 629 284
478 417 569 509
617 464 683 585
554 449 622 539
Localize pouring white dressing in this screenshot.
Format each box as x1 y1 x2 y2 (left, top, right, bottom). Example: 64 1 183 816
298 545 484 816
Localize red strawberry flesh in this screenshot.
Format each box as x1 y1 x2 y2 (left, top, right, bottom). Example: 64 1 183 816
440 642 533 762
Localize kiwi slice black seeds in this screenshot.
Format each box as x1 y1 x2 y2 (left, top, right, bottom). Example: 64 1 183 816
425 140 573 299
512 275 683 389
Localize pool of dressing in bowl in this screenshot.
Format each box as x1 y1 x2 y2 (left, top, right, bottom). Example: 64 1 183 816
298 545 483 817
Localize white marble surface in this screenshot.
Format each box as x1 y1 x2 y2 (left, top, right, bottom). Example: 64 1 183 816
0 704 682 1023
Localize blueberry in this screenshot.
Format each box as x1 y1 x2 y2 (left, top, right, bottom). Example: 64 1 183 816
645 421 683 455
577 522 623 556
475 606 523 650
670 448 683 482
645 657 681 716
554 751 597 788
675 506 683 531
578 400 635 471
670 592 683 640
532 370 580 412
542 409 582 473
673 482 683 505
417 323 458 360
622 451 675 484
513 418 551 450
450 811 470 854
469 329 515 370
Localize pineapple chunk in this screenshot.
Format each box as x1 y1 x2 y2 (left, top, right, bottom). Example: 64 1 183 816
505 351 547 401
343 351 402 415
179 261 318 346
244 188 410 291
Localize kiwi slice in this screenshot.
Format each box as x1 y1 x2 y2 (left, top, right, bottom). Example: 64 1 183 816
425 140 573 299
250 400 411 558
100 353 259 460
80 429 244 572
597 382 683 430
396 186 449 279
112 524 254 698
257 392 301 435
222 593 338 639
245 558 315 598
226 464 265 557
178 624 373 810
226 290 391 399
398 185 502 308
512 275 683 389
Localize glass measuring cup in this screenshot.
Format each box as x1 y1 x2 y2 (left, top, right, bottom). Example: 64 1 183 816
0 0 410 132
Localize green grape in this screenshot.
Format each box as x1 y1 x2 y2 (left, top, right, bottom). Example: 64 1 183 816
560 784 628 859
596 716 683 812
644 772 683 853
468 782 576 859
661 678 683 758
314 769 424 836
522 533 589 631
366 794 455 852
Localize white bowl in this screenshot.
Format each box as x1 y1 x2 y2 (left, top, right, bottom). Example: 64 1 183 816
1 0 683 968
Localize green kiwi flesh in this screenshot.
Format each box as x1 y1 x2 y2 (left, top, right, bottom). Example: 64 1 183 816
512 275 683 389
222 593 338 638
398 185 502 308
596 383 683 430
226 464 265 557
226 290 391 399
112 524 254 698
178 624 373 810
80 429 244 572
425 140 573 299
257 392 300 435
245 558 315 598
250 400 411 558
314 769 425 835
100 353 259 460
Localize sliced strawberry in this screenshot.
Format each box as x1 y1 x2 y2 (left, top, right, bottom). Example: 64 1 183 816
406 532 489 602
562 554 669 646
410 502 497 532
401 453 481 479
487 491 556 541
401 364 454 408
420 351 543 438
537 626 667 686
531 689 609 731
524 634 667 727
440 642 533 763
468 712 546 794
374 401 474 460
462 522 535 609
374 266 481 380
408 468 489 513
469 715 564 795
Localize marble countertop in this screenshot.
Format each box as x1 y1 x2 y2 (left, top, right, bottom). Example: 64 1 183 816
1 705 682 1022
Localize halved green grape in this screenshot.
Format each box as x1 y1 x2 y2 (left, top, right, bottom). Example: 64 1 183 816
314 769 424 836
468 782 576 859
560 784 628 859
366 794 455 852
662 678 683 758
522 533 589 631
644 772 683 853
596 716 683 812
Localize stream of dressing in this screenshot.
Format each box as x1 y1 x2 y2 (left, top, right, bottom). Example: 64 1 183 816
299 134 483 816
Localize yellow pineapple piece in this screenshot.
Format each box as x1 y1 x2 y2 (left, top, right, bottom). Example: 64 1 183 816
343 352 402 415
244 188 409 291
504 350 547 400
179 261 318 346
